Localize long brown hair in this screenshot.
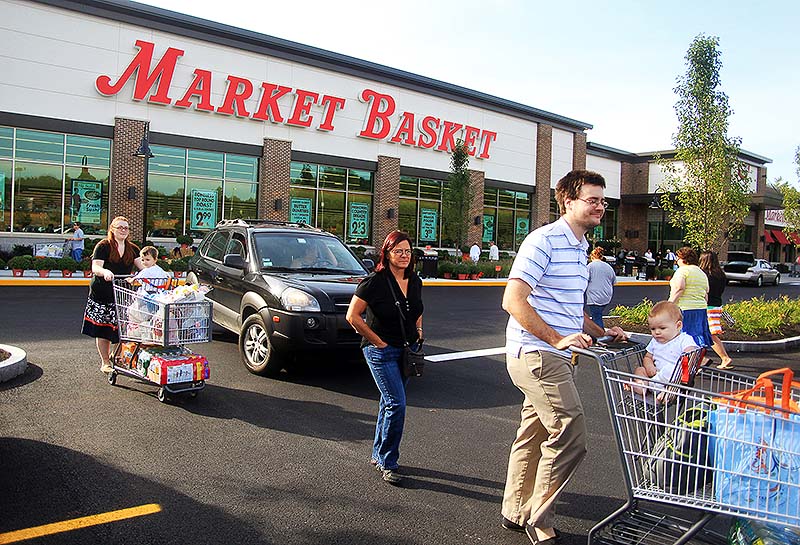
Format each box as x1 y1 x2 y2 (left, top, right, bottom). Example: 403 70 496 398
699 250 725 281
103 216 138 264
375 230 415 279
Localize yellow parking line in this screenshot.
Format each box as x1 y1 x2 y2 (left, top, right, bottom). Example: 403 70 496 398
0 503 162 544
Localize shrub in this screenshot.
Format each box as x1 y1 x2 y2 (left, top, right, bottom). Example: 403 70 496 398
12 244 33 257
0 257 5 269
467 263 479 274
84 238 100 257
453 263 470 275
78 259 93 271
57 257 79 272
724 296 800 336
176 234 194 246
438 261 454 275
35 257 58 271
156 259 171 271
610 299 654 327
499 251 511 260
8 255 35 270
169 258 189 271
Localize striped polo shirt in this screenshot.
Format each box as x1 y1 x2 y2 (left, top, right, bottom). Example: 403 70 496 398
506 216 589 358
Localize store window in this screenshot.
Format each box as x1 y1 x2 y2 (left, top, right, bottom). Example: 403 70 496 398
483 187 532 251
146 145 258 239
399 176 443 247
0 126 111 234
289 162 374 244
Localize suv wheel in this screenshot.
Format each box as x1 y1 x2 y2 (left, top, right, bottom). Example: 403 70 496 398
240 314 281 376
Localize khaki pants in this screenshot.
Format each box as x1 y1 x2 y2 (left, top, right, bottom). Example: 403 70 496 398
501 350 587 530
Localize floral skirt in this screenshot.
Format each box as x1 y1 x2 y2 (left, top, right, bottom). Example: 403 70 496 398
81 296 119 343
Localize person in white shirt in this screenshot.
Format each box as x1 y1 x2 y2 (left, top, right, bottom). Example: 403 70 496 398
67 222 85 261
630 301 698 395
469 242 481 263
128 246 167 288
489 241 500 261
644 248 653 259
586 247 617 328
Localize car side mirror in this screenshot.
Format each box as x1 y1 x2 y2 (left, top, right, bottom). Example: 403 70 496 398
223 253 246 269
361 258 375 271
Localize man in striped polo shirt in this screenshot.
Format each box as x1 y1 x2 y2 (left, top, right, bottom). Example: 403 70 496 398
500 170 626 544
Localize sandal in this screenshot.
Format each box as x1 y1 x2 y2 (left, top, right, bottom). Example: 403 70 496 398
717 363 735 370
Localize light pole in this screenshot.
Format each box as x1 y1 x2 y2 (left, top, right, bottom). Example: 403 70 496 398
133 122 154 242
649 194 666 258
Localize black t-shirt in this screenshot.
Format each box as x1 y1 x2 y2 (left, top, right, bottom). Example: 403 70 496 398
707 272 726 307
89 240 140 303
354 270 424 348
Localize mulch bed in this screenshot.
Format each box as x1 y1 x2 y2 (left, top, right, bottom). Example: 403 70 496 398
605 318 800 342
0 348 10 363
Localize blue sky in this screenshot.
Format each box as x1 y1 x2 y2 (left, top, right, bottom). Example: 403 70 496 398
139 0 800 185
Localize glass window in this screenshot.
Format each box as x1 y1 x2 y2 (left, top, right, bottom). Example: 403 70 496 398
186 179 222 238
346 193 372 245
347 169 373 193
187 149 223 179
319 165 346 190
290 162 317 187
13 162 63 232
399 198 418 243
66 135 111 168
226 154 258 182
0 127 12 159
399 176 418 197
499 189 515 209
319 190 345 237
497 208 514 250
64 166 109 236
204 230 229 261
516 191 531 210
15 130 64 163
484 187 498 206
289 187 316 225
226 232 247 259
0 159 11 231
483 207 496 244
419 178 442 200
146 174 184 238
419 200 441 245
149 145 186 175
224 181 257 221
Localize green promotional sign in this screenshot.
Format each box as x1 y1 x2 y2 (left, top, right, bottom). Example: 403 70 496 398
348 202 369 239
290 197 312 224
419 208 438 242
482 214 495 242
516 217 530 239
70 180 103 225
190 189 218 230
0 173 4 222
593 225 604 240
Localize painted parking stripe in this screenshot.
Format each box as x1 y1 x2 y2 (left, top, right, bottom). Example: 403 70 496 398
0 503 162 544
426 347 505 362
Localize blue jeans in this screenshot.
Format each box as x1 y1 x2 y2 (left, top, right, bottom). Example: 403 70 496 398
71 248 83 261
587 304 606 329
362 344 407 470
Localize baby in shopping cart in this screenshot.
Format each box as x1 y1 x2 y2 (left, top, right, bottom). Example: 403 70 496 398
629 301 698 396
127 246 167 288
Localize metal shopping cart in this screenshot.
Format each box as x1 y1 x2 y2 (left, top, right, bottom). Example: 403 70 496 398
573 340 800 545
110 277 212 402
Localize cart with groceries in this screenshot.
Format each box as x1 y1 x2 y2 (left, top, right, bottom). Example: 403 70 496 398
571 338 800 545
110 277 212 403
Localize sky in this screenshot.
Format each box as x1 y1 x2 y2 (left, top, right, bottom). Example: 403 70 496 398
138 0 800 185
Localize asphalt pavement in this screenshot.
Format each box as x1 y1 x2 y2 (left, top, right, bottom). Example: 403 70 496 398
1 284 799 544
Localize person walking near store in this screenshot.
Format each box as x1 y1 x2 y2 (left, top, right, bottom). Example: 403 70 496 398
668 247 712 351
346 230 423 487
470 242 481 263
67 222 85 261
699 250 734 369
500 170 626 544
586 246 616 329
81 216 144 373
489 240 500 261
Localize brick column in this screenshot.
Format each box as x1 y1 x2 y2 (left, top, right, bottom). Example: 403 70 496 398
372 155 400 247
467 169 485 246
754 209 767 260
110 117 147 241
258 138 291 221
533 124 553 227
572 131 587 170
619 202 648 255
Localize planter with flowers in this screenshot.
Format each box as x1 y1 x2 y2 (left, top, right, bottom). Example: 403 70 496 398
438 261 454 279
78 259 93 277
454 263 470 280
8 255 34 277
57 257 78 277
35 257 57 278
169 257 189 278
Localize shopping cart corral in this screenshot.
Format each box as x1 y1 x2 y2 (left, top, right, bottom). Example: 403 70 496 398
111 277 212 402
572 340 800 545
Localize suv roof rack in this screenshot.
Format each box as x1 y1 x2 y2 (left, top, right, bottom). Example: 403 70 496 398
214 218 317 230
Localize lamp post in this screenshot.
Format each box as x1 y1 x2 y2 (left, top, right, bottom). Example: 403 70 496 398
649 194 666 258
133 122 154 242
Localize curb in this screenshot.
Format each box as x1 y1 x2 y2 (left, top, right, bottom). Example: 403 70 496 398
626 332 800 353
0 344 28 382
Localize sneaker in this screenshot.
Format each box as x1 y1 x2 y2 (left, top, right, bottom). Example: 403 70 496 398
381 468 402 485
100 363 113 373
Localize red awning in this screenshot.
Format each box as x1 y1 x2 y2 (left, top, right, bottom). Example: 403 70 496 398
771 229 791 245
790 232 800 245
764 230 776 244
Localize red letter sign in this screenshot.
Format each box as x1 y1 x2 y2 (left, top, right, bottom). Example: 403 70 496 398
175 69 214 111
389 112 416 145
217 76 254 116
358 89 396 139
287 89 320 128
96 39 183 105
436 120 463 152
317 95 346 131
252 83 292 123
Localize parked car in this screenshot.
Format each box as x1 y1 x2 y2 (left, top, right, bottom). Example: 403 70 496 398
187 219 373 376
723 251 780 287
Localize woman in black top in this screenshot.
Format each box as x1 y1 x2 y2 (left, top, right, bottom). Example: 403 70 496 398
81 216 144 373
346 231 423 486
699 251 733 369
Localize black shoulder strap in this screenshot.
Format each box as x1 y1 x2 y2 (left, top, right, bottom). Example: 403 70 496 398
385 273 410 347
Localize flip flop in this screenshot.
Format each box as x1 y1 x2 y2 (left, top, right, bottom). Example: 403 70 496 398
717 363 735 370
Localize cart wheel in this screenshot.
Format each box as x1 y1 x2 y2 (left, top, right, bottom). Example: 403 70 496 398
157 387 167 403
107 371 117 386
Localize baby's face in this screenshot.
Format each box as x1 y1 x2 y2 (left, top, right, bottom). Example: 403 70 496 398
141 254 157 268
648 314 682 344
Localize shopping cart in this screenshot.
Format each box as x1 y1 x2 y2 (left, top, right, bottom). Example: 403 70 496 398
110 277 212 402
572 340 800 545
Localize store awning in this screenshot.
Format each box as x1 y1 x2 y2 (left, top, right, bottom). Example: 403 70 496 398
771 229 791 245
764 230 776 244
790 232 800 245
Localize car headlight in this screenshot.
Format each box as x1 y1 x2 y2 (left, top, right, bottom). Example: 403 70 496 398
280 287 320 312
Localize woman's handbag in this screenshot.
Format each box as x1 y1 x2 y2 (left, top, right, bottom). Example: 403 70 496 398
385 275 425 378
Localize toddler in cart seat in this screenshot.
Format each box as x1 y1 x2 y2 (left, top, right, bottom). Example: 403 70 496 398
127 246 166 288
629 301 698 396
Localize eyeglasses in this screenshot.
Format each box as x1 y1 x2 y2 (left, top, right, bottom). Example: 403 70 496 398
575 197 609 209
113 225 130 231
390 249 413 256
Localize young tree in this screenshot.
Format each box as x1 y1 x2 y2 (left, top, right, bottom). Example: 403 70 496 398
777 146 800 233
656 34 750 252
442 139 474 250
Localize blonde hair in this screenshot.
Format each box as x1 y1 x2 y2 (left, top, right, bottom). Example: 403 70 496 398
649 301 683 323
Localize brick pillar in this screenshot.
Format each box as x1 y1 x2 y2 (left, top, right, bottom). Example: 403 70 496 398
619 202 648 255
754 209 767 260
467 169 485 246
110 117 147 241
534 124 553 227
259 138 291 221
372 155 400 247
572 131 587 170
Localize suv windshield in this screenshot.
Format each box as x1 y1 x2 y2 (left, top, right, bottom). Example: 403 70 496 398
253 232 366 274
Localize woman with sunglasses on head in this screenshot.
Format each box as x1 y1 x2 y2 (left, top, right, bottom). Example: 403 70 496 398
346 230 424 487
81 216 144 374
